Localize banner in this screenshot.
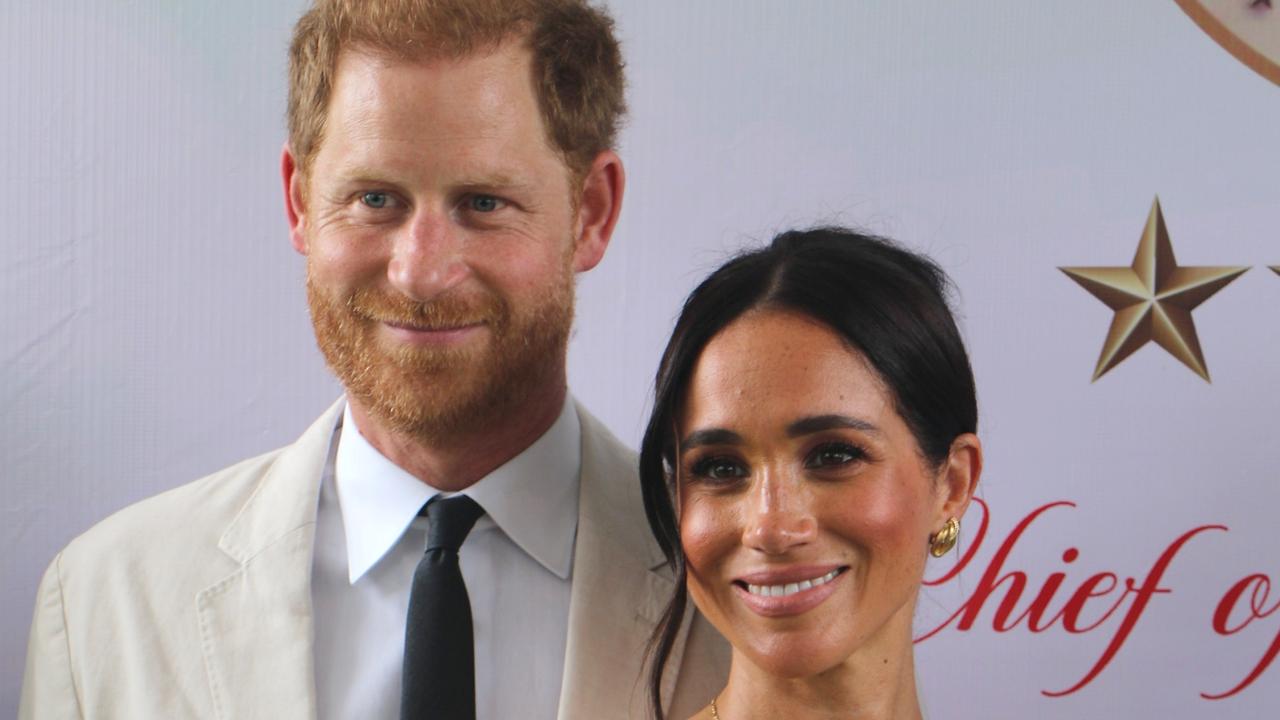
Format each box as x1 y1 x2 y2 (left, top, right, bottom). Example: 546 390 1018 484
3 1 1277 717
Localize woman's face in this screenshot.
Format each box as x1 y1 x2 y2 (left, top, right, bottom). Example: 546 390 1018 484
677 309 964 678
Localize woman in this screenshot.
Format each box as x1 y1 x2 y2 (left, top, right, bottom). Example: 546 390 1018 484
640 227 982 719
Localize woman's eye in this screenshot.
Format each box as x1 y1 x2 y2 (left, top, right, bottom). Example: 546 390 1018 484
805 443 863 469
690 456 748 482
468 194 503 213
360 191 391 209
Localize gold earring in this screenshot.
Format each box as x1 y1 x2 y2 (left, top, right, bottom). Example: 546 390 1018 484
929 517 960 557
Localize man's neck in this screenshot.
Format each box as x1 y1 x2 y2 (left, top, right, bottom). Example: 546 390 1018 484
346 380 569 492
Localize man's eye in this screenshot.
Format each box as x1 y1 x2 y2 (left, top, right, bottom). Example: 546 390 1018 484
804 443 864 469
360 192 391 209
468 195 502 213
690 456 748 481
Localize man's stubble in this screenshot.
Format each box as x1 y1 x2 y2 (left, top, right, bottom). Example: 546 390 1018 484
306 252 575 445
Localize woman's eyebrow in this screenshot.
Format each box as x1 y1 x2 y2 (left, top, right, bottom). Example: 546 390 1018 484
679 428 742 450
786 414 879 438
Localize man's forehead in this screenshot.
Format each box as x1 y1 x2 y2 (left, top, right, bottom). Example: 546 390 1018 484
332 39 536 91
326 44 539 129
324 50 544 130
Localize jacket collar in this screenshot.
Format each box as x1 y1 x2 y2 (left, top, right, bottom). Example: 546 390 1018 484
216 399 343 564
197 399 344 720
557 402 693 719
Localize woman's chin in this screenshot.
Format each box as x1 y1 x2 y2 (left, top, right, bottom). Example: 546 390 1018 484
741 638 845 679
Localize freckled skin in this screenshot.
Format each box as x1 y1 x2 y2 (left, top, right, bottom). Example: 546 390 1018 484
678 309 980 719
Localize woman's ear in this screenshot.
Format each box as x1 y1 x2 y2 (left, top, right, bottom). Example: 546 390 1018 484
934 433 983 525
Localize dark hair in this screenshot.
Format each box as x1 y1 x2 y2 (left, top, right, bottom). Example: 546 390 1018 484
639 227 978 718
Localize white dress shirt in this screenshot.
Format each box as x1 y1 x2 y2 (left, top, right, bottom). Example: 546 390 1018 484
311 397 581 719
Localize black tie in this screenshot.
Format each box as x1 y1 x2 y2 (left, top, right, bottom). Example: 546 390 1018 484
401 494 486 720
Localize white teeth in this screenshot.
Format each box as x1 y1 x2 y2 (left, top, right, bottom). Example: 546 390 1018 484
745 569 841 598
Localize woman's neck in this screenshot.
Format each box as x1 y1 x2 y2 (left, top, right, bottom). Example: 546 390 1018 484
714 640 922 720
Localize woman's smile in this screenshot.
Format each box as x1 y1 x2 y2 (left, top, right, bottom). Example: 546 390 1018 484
732 566 850 617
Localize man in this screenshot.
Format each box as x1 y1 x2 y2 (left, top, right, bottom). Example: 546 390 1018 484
19 0 728 718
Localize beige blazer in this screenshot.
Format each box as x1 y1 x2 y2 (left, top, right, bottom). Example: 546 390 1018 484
19 399 729 719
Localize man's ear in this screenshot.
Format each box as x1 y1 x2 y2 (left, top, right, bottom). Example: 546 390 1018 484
570 150 625 273
282 143 309 255
934 433 983 527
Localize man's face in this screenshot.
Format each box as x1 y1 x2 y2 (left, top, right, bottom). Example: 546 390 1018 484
290 44 591 440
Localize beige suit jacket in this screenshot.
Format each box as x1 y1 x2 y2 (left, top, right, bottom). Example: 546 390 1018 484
19 399 729 719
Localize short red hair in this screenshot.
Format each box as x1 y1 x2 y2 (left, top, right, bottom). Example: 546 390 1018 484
287 0 626 182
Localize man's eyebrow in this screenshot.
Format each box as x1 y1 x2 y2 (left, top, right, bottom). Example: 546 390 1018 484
457 172 525 189
330 167 531 191
786 414 879 438
679 428 743 451
328 166 397 186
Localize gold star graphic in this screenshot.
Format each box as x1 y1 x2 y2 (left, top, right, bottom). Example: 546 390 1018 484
1060 197 1248 382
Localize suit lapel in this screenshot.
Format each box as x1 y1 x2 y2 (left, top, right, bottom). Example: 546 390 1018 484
557 405 696 719
197 400 343 720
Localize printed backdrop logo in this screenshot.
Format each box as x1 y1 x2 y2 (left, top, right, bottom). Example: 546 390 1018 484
918 499 1280 701
1059 197 1248 381
1175 0 1279 85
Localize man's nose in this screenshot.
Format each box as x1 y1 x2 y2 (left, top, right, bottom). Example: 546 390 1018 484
386 210 470 302
741 475 817 555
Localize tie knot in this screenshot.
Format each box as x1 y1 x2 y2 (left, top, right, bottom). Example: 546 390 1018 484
425 495 485 553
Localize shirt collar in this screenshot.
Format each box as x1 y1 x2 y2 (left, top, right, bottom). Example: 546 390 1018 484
334 397 581 584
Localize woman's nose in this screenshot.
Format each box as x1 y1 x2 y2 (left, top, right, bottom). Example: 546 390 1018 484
741 478 817 555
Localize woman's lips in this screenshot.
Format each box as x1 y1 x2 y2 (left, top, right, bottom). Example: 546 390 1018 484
732 565 849 618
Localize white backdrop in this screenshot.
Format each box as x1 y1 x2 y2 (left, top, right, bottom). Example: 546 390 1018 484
4 1 1279 717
